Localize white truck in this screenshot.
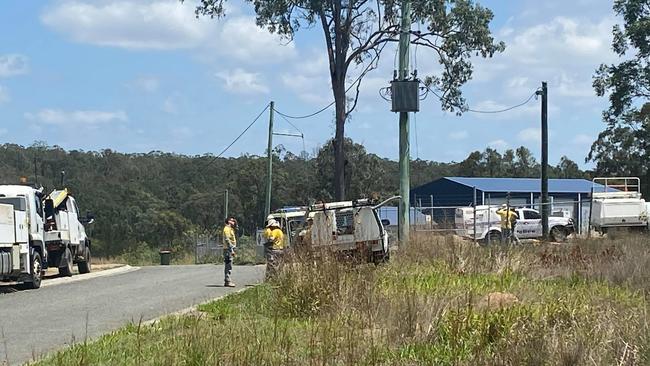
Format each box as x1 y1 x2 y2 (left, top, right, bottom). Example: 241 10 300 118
306 198 392 263
257 198 394 264
256 207 308 259
43 189 93 276
0 185 47 289
589 177 648 234
455 205 575 243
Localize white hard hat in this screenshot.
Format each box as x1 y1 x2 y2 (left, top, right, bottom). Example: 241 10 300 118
266 219 280 228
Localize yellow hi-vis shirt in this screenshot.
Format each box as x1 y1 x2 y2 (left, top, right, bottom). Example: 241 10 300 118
496 209 518 229
266 228 285 250
223 225 236 249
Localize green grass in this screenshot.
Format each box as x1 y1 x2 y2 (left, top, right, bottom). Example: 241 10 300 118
35 234 650 365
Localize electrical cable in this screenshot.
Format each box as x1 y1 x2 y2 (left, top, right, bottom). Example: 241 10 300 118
277 112 307 155
276 42 389 119
201 103 270 170
424 84 540 114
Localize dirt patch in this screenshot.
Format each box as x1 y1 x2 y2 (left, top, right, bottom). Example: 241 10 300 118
477 292 520 310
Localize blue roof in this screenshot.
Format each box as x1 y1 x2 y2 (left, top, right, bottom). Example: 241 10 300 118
444 177 603 194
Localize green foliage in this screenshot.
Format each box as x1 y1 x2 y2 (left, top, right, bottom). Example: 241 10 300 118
0 141 586 257
589 0 650 193
34 235 650 365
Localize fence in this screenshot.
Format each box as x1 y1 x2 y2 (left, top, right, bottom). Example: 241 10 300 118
408 198 594 242
195 235 221 264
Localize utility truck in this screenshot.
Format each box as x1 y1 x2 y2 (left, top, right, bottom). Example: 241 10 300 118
305 198 395 263
455 206 575 243
256 207 308 259
0 182 94 288
0 185 46 288
257 198 396 263
589 177 648 234
43 189 93 276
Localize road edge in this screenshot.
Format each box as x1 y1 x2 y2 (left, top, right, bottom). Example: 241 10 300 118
41 265 139 288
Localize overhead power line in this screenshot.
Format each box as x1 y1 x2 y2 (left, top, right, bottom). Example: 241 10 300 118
201 103 270 170
424 84 540 114
275 42 389 119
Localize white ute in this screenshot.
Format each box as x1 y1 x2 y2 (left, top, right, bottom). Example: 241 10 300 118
589 177 648 234
455 205 575 243
0 185 46 288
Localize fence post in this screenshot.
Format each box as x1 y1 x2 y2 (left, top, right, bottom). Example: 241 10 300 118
487 193 491 245
473 186 477 245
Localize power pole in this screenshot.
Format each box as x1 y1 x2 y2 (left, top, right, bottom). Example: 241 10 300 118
224 189 229 220
540 81 549 240
398 0 412 246
265 101 275 220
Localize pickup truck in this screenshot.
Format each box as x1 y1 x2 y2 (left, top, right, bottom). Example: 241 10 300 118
455 206 575 243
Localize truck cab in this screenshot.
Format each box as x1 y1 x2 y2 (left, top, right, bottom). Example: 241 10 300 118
43 189 92 276
256 207 307 259
0 185 47 288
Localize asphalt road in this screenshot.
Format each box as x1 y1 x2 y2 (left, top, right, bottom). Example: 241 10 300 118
0 264 265 365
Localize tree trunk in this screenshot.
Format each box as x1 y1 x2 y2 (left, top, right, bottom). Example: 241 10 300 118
333 78 346 201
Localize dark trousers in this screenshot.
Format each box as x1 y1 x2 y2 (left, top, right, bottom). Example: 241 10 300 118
223 249 233 284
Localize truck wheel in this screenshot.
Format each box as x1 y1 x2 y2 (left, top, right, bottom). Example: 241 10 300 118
78 247 92 274
23 252 43 289
59 248 74 277
482 231 501 245
551 227 568 242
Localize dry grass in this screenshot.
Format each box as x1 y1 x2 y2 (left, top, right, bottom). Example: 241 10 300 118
35 234 650 365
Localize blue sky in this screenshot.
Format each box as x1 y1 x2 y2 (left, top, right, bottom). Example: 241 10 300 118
0 0 618 167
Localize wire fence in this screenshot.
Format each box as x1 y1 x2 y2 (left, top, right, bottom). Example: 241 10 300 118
402 198 595 243
195 235 221 264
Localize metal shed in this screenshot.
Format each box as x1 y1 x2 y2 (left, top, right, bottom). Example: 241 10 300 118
411 177 598 234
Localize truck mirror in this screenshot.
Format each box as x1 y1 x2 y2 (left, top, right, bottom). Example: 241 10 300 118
381 219 391 227
80 212 95 224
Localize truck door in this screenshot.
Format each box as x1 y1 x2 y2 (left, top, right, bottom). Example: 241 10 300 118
67 197 81 245
517 209 542 238
31 194 44 242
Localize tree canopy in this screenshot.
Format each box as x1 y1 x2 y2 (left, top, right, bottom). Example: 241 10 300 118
589 0 650 193
187 0 504 200
0 142 585 257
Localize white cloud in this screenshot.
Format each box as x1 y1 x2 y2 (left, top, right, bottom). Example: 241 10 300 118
506 16 614 66
215 16 296 62
216 68 269 94
488 139 509 150
41 1 213 50
449 130 468 140
0 54 29 77
130 76 160 93
40 1 294 62
0 85 9 104
518 127 541 143
25 109 128 125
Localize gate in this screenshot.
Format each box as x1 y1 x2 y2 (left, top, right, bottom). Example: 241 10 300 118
195 235 221 264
